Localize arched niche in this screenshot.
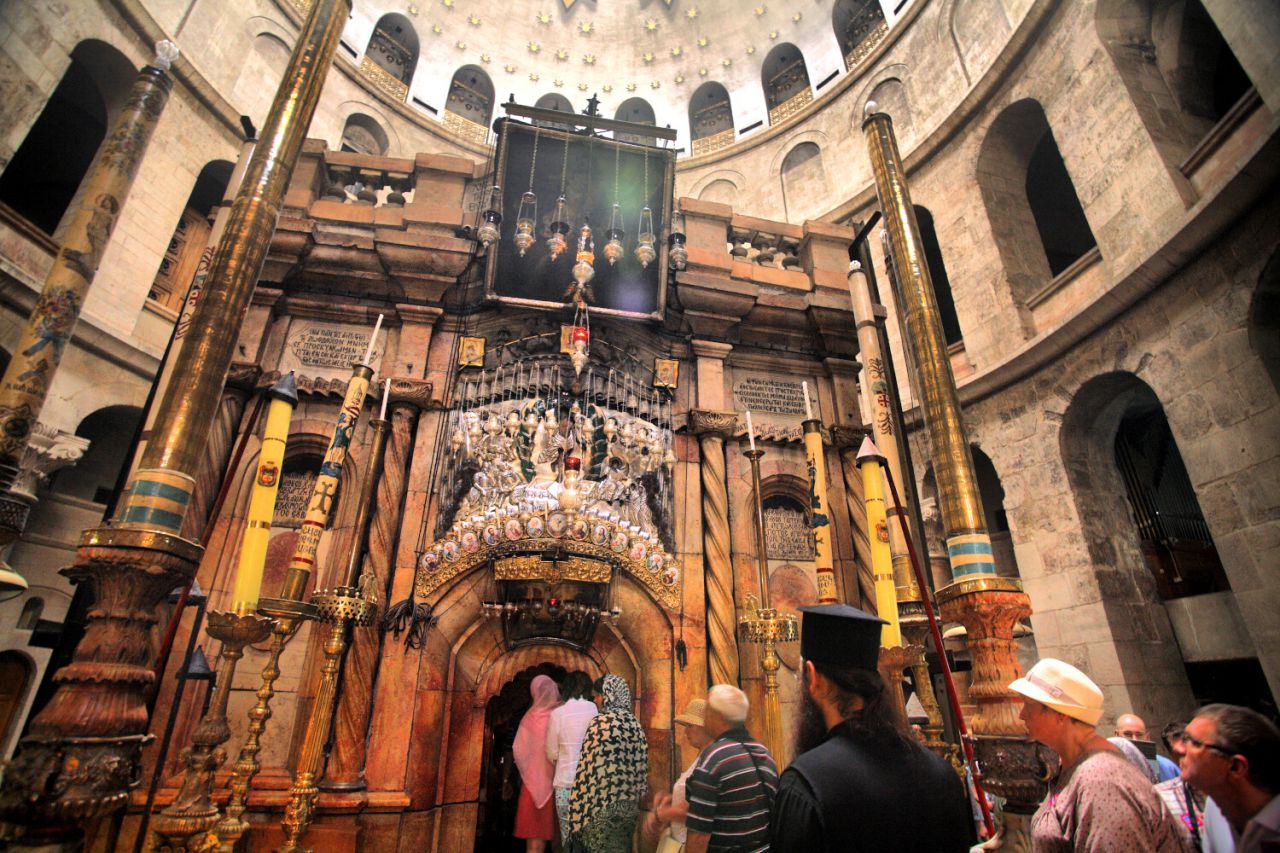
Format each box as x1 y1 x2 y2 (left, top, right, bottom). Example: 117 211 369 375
364 13 419 99
50 405 143 506
534 93 575 130
832 0 888 69
699 179 738 205
780 141 825 224
975 99 1097 331
341 113 390 156
915 206 962 345
762 43 812 124
445 65 495 140
0 652 35 760
614 97 657 145
232 30 292 130
0 39 136 236
689 82 733 155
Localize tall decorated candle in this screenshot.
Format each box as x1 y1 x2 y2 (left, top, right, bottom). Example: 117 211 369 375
801 383 838 604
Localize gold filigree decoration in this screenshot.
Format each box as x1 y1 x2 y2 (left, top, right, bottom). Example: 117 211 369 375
692 127 735 157
494 555 613 584
443 110 489 146
768 88 813 126
359 56 408 102
844 20 889 71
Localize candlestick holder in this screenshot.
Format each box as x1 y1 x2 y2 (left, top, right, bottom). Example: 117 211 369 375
213 599 316 852
277 587 377 853
739 446 798 766
148 609 274 852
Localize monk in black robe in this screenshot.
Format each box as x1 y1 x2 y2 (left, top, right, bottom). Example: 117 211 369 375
769 604 974 852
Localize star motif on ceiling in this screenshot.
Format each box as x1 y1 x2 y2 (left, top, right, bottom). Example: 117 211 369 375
554 78 564 87
432 24 443 33
481 53 491 62
505 64 516 72
536 11 552 24
455 40 466 49
529 41 541 52
643 52 655 63
650 80 661 89
769 30 778 39
686 7 699 19
675 73 685 83
530 72 540 81
722 58 732 66
468 14 481 25
746 46 756 54
626 82 637 91
583 54 596 64
579 21 593 34
603 84 613 92
697 37 708 48
441 0 453 7
754 5 765 15
578 83 589 91
792 12 802 22
408 4 419 14
644 18 658 32
556 47 570 60
698 67 708 76
671 46 682 57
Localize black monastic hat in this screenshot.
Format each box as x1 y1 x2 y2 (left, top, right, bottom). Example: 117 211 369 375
798 603 888 671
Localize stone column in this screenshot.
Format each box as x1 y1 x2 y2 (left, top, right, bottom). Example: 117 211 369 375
691 409 740 688
321 378 429 793
831 425 875 612
0 425 90 573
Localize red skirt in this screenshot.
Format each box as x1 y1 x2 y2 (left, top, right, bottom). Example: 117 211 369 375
514 784 557 840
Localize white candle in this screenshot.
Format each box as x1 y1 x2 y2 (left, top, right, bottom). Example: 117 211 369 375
379 378 390 419
745 410 756 451
802 380 813 420
362 314 384 366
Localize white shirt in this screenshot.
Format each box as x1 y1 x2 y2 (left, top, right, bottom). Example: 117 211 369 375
670 758 697 843
544 698 598 789
1241 792 1280 853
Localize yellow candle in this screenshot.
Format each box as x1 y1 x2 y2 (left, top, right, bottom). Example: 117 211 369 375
230 372 298 613
858 436 901 647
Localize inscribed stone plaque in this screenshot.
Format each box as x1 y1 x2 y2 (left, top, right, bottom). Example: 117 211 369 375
731 374 806 440
765 505 815 561
280 319 385 381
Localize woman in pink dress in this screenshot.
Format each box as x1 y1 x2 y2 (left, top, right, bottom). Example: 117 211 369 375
513 674 561 850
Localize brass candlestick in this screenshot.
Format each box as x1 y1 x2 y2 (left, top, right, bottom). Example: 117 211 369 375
149 610 274 852
737 447 797 767
278 417 388 853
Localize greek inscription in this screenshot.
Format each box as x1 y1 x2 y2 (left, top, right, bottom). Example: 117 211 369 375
288 327 374 369
733 377 807 415
765 505 815 561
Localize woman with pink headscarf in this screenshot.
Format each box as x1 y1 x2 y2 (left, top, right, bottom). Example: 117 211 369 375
513 674 561 850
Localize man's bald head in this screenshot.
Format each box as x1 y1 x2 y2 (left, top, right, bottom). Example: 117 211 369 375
1116 713 1148 740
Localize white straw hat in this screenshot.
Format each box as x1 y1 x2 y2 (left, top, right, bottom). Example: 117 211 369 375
1009 658 1104 726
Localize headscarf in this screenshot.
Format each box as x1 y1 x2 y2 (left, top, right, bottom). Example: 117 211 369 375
513 674 561 808
1108 736 1158 783
568 675 648 833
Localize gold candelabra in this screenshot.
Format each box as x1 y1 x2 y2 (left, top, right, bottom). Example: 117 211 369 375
737 446 798 767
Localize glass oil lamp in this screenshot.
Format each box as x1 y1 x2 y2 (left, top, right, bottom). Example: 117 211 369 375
514 190 538 256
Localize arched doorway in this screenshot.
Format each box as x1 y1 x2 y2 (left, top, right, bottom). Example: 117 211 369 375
0 652 34 757
476 662 569 851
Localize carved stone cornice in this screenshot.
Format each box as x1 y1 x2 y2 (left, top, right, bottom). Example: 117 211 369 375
387 377 433 412
830 424 870 450
394 303 444 327
690 410 738 438
226 362 263 393
690 339 733 362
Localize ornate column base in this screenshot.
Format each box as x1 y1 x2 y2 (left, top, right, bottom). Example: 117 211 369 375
936 575 1042 812
876 644 922 742
899 605 957 768
149 611 274 853
0 528 200 840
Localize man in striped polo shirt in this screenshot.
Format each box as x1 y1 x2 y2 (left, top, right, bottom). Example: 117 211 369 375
684 684 778 852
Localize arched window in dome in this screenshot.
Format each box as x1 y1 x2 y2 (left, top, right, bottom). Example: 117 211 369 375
762 44 812 126
914 206 962 346
362 13 419 101
832 0 888 71
0 40 136 237
780 142 825 224
147 160 232 311
341 114 390 156
614 97 657 146
977 99 1097 329
689 82 734 157
444 66 494 146
1097 0 1253 174
534 93 575 130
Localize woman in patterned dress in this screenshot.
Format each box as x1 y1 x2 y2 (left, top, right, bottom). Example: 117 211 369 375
566 675 649 852
1009 658 1188 852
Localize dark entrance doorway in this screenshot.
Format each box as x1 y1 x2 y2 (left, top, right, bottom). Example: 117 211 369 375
475 661 568 852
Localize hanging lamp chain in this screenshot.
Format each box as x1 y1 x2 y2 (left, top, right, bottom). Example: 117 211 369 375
528 126 540 192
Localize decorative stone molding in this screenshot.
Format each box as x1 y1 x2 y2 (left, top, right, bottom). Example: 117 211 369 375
689 410 739 438
11 423 91 500
387 377 434 411
225 362 263 393
829 424 870 450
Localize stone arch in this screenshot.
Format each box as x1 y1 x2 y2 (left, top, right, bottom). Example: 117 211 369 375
762 43 812 121
49 405 142 505
780 141 826 224
832 0 887 68
17 597 43 629
945 0 1012 83
366 13 419 90
689 82 733 152
334 100 402 157
0 39 136 236
1250 248 1280 394
857 70 913 139
614 97 657 145
533 93 575 131
341 112 390 156
915 205 962 345
689 170 744 207
445 65 495 132
975 98 1097 332
1096 0 1254 171
233 30 292 128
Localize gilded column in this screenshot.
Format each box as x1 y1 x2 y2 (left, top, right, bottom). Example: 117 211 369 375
322 379 429 791
0 0 352 837
862 107 1037 810
691 410 740 688
179 364 260 540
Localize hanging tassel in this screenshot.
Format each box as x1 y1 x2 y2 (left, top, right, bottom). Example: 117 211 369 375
382 598 436 650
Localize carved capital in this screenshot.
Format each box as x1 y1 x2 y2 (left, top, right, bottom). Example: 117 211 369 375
226 362 263 392
9 423 91 499
387 377 434 412
829 424 869 450
394 303 444 328
690 339 733 362
690 410 738 438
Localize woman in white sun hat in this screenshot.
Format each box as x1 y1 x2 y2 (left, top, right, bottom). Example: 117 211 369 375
1008 658 1187 852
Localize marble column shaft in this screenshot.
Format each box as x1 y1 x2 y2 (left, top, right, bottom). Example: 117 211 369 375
323 396 419 789
833 431 877 613
692 410 740 688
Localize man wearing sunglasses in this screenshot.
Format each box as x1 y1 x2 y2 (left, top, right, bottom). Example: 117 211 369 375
1180 704 1280 853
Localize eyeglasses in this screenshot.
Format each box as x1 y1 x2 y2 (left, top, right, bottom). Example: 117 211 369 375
1180 730 1237 759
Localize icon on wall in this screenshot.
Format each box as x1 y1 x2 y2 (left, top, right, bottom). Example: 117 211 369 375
458 336 486 368
653 358 678 389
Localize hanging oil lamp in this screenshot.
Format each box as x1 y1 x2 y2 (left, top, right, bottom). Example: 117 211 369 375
635 205 656 268
477 184 502 246
547 195 570 260
569 319 589 377
514 191 537 256
668 208 688 270
604 203 625 266
573 221 595 288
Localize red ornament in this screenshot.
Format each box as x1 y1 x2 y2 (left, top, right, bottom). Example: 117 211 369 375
564 456 582 471
571 325 590 343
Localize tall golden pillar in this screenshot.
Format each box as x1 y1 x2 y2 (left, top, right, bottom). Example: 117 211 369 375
861 107 1041 812
0 0 352 841
0 41 179 595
